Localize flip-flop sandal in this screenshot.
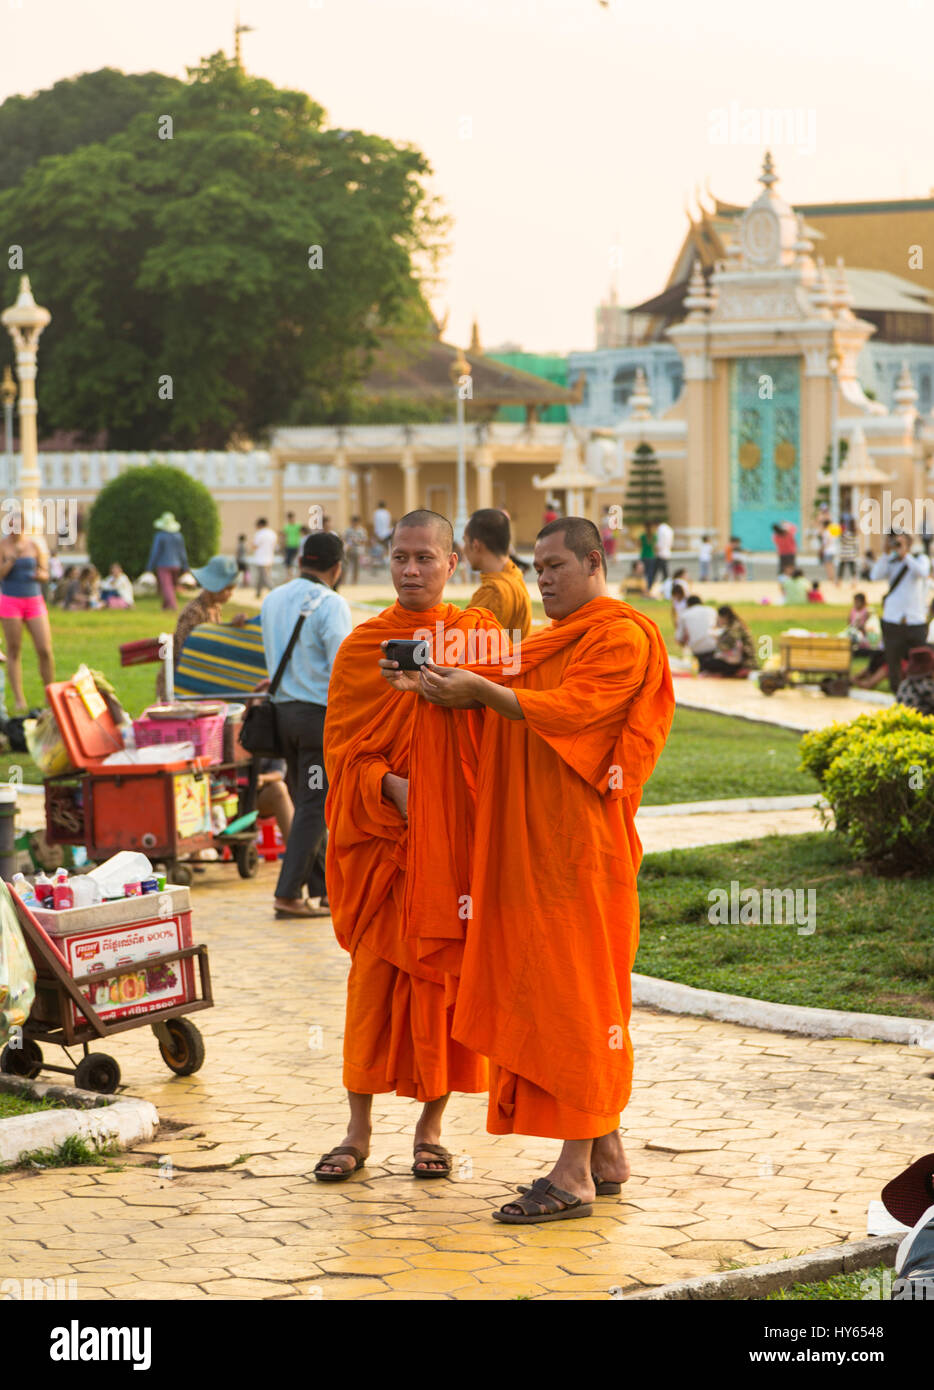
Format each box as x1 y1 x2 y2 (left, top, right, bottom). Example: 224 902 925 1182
275 904 330 919
494 1177 594 1224
412 1142 452 1179
517 1170 621 1197
313 1145 367 1182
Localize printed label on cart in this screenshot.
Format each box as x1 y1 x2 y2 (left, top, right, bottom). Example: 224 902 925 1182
63 915 193 1029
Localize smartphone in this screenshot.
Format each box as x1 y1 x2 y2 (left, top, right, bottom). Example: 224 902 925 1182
383 639 431 671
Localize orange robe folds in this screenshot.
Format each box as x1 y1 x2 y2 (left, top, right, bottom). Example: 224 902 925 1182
448 596 674 1139
324 600 501 1102
468 559 533 639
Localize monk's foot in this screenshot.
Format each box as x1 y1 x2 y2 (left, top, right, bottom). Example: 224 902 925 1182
498 1166 595 1220
590 1130 631 1187
316 1129 370 1176
412 1127 451 1176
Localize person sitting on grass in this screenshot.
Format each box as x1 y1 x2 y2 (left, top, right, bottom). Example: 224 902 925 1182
778 565 808 605
675 594 718 663
99 562 134 609
806 578 825 603
697 605 757 677
844 592 881 652
895 646 934 716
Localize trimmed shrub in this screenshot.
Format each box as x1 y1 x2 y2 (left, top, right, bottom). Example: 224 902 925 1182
87 464 220 579
799 708 934 870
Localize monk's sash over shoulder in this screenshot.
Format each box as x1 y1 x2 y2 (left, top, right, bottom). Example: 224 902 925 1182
406 597 673 973
325 601 500 962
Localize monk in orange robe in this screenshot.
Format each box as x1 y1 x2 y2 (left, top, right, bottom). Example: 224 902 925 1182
316 510 502 1181
413 517 674 1221
463 508 532 639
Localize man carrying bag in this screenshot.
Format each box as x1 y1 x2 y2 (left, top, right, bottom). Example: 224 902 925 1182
870 530 931 693
257 531 352 919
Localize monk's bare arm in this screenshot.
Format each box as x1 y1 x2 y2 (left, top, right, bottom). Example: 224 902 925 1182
381 772 409 819
419 666 524 721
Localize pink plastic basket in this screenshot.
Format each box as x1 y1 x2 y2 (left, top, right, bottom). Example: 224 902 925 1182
133 707 226 765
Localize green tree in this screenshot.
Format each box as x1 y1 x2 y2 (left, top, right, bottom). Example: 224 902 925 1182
623 442 668 528
0 55 446 447
0 69 181 192
87 464 219 578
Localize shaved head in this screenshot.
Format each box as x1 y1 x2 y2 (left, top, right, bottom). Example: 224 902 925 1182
537 516 607 576
389 510 457 610
393 510 454 552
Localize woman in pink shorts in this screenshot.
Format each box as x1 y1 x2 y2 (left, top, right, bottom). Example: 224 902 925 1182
0 533 55 710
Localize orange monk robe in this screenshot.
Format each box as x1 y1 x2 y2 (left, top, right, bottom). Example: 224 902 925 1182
449 596 674 1139
468 559 533 639
324 600 503 1103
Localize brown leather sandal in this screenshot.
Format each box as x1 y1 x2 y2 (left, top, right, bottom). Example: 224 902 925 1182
494 1177 594 1224
313 1145 366 1182
411 1142 452 1179
517 1170 621 1197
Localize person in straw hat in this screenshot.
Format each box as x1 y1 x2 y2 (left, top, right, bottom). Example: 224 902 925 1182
147 511 189 612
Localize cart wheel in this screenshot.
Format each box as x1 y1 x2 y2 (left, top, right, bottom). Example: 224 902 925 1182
74 1053 121 1094
155 1018 206 1076
235 842 259 879
170 862 194 887
759 674 783 696
821 676 851 697
1 1039 42 1079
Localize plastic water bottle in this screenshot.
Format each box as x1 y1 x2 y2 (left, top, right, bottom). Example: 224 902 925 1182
11 872 38 906
121 722 137 752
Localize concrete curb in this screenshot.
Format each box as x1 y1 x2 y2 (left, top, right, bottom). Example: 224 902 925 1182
622 1236 898 1300
631 974 934 1049
0 1076 159 1165
638 794 824 818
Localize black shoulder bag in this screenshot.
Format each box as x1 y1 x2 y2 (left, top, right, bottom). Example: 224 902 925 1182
239 611 306 757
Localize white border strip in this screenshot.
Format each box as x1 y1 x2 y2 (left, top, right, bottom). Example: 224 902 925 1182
632 973 934 1048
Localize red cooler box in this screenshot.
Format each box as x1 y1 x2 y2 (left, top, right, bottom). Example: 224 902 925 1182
30 888 195 1031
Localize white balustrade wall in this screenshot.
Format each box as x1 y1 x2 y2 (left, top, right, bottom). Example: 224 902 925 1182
0 451 341 497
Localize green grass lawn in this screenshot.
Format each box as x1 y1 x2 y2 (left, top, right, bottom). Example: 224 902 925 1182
0 1091 66 1118
636 833 934 1016
642 707 813 805
763 1264 891 1300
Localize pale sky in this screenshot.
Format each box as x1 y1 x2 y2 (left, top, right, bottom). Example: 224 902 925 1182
3 0 933 353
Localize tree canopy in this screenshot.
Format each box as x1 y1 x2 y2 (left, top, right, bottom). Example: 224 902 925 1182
0 55 445 447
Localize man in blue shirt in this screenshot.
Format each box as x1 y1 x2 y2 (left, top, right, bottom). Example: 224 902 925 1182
261 531 352 918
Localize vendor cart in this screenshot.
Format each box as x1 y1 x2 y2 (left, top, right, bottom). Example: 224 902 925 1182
759 633 852 697
42 679 260 886
0 881 212 1093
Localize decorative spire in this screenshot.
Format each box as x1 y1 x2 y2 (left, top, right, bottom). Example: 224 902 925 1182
831 256 854 317
234 9 254 69
629 367 653 421
469 317 482 355
683 261 710 321
811 257 834 317
793 214 814 269
894 360 919 414
759 150 778 190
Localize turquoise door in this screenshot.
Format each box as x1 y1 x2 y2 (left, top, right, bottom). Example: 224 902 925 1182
729 357 801 551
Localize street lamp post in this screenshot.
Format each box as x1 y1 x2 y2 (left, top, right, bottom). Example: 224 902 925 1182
828 352 840 528
0 365 16 499
449 349 472 541
1 276 51 529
